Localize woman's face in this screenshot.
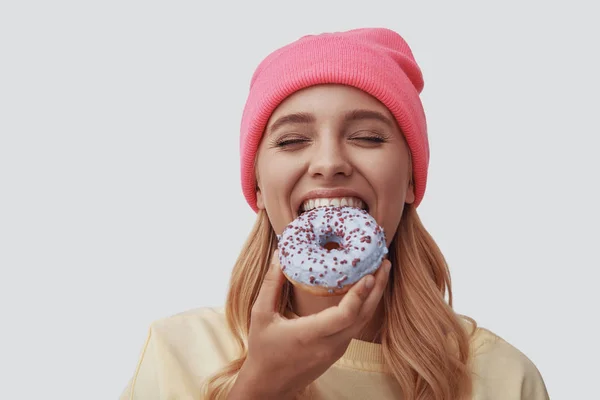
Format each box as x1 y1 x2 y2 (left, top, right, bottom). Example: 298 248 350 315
255 84 414 246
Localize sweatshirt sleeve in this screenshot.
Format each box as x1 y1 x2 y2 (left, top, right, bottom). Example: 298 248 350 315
471 333 549 400
119 328 162 400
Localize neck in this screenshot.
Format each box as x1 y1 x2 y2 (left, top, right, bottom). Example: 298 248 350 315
290 285 385 343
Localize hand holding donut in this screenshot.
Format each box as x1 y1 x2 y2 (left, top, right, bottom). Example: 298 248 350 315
228 250 392 400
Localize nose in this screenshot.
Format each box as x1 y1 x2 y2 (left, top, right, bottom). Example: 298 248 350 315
307 137 352 179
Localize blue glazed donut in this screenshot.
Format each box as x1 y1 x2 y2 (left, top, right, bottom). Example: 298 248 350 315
277 206 388 296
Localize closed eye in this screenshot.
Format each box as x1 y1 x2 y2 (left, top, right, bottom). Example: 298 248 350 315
276 138 310 147
348 130 389 144
356 136 386 143
349 132 389 144
268 133 311 149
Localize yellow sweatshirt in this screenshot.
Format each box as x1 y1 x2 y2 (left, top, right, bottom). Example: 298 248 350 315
119 307 549 400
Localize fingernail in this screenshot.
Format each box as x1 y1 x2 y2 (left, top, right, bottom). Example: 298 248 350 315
365 275 374 289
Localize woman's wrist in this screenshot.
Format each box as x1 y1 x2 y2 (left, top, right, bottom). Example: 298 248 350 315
228 361 293 400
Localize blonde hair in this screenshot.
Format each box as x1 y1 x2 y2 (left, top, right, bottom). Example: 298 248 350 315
201 204 477 399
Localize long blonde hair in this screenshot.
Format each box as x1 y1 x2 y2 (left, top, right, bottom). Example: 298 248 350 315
201 204 477 399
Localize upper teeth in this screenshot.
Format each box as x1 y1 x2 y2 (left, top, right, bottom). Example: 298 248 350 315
301 197 366 213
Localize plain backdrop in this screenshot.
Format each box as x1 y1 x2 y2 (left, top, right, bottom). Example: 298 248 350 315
1 1 598 399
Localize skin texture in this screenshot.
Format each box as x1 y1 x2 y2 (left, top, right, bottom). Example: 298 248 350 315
229 84 415 398
255 84 414 328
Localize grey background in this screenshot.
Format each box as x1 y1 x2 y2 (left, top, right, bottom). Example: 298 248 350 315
1 1 598 399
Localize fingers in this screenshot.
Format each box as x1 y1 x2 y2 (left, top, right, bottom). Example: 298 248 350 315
356 259 391 322
297 259 392 339
252 250 286 315
300 273 375 338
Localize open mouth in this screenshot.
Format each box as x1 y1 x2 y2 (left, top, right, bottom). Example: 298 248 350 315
297 196 368 216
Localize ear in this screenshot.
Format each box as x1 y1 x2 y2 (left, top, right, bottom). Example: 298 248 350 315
256 184 266 210
405 179 415 205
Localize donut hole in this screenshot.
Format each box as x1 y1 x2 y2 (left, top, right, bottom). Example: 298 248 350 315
320 234 343 251
323 241 340 251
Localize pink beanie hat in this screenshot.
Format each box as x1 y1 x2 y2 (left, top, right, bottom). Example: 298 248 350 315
240 27 429 212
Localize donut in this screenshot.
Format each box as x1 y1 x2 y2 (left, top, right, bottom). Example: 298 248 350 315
276 205 388 296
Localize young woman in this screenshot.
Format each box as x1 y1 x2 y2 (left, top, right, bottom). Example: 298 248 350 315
120 27 549 400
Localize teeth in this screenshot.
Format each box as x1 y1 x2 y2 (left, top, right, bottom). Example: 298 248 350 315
301 197 366 213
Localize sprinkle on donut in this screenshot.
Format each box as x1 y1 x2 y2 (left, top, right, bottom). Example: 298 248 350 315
277 206 388 291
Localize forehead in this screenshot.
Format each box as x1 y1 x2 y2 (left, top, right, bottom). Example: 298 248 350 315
270 84 392 118
266 84 396 133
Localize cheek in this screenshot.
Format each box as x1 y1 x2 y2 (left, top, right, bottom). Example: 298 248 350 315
365 151 409 244
260 163 297 205
257 158 304 233
383 205 405 247
365 153 407 196
376 183 405 245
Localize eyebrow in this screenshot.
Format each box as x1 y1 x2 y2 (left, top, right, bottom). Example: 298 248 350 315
267 109 395 135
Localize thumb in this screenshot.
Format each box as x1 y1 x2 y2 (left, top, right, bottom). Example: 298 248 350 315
252 249 286 314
